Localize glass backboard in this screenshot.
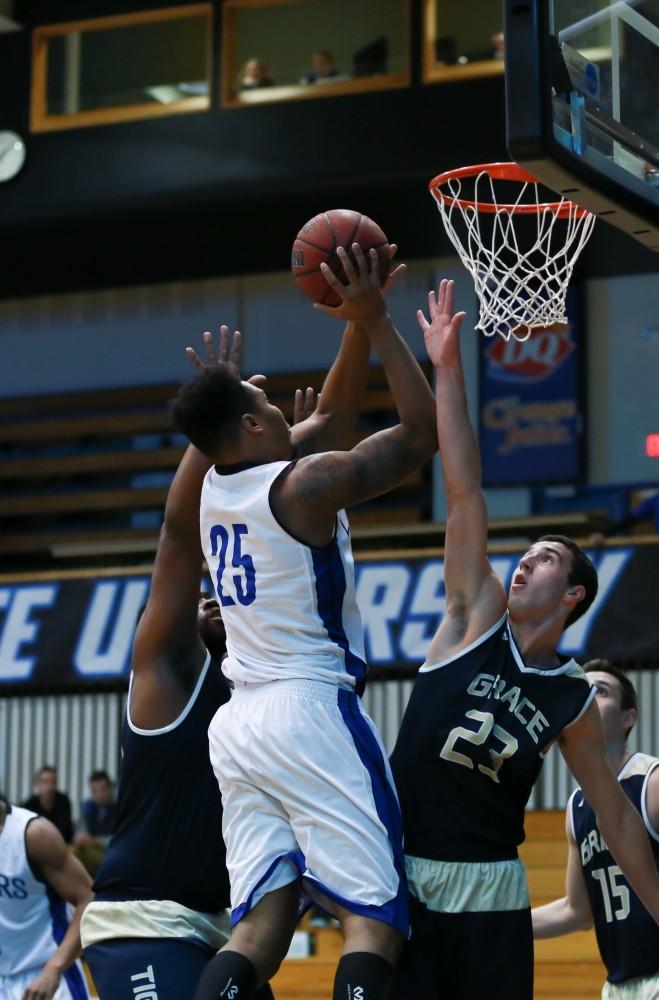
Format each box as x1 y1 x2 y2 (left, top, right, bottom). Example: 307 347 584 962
504 0 659 251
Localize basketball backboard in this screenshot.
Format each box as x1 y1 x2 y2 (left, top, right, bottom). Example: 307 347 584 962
504 0 659 251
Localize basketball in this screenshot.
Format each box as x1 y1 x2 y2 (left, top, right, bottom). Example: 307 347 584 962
291 209 390 306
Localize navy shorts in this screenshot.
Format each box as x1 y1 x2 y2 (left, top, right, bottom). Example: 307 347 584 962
85 938 213 999
392 895 534 1000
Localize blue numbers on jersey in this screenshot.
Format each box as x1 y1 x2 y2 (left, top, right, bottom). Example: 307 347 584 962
209 523 256 607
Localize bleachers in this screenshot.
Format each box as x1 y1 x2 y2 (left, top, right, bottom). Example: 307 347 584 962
0 366 433 567
269 811 605 1000
0 365 610 569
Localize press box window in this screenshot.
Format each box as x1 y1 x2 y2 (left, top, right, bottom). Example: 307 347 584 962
31 5 212 132
423 0 504 83
222 0 410 108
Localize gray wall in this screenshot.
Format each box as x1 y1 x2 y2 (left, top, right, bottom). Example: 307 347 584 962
0 261 657 493
2 671 657 815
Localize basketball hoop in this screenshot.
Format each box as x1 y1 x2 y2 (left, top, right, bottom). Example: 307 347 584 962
429 163 596 341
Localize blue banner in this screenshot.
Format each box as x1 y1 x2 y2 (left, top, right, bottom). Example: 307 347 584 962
478 290 583 485
1 542 657 689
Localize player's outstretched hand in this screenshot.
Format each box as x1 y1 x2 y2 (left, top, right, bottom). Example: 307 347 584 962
417 279 466 367
293 386 317 424
314 244 405 322
186 325 243 376
185 325 266 387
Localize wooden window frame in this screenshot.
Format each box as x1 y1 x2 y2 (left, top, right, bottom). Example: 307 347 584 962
221 0 411 110
422 0 504 84
30 4 213 133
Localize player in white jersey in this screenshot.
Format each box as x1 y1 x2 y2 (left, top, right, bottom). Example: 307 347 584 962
172 246 437 1000
0 795 93 1000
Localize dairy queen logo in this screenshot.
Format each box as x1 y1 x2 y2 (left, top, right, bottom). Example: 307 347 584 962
487 327 574 383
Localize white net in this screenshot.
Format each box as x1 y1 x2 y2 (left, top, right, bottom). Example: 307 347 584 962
431 169 596 341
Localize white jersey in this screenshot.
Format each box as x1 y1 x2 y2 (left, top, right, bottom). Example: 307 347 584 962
200 461 366 690
0 806 68 976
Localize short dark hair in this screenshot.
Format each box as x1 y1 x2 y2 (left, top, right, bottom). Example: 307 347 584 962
89 770 111 785
584 660 637 712
171 367 254 457
536 534 598 628
584 660 638 740
37 765 57 778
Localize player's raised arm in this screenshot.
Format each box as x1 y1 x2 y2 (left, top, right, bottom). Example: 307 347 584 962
131 328 245 725
291 245 405 456
559 702 659 925
419 281 507 663
275 246 436 543
531 806 593 938
23 819 93 1000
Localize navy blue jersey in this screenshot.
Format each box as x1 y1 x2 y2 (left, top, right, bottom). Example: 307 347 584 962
391 614 594 862
94 654 231 913
570 752 659 983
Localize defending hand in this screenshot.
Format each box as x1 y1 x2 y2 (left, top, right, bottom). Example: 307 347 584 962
417 279 466 367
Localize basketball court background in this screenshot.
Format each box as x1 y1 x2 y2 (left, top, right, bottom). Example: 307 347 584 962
0 10 658 998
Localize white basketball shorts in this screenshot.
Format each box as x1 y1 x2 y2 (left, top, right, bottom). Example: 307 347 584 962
208 678 408 932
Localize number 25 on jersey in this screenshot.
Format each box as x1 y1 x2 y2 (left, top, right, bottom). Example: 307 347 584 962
209 523 256 607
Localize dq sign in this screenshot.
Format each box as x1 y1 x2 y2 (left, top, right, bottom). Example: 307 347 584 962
487 328 575 382
479 290 583 485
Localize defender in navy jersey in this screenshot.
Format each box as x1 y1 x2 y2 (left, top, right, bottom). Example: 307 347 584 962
82 331 275 1000
0 796 92 1000
390 282 659 1000
173 248 437 1000
533 663 659 998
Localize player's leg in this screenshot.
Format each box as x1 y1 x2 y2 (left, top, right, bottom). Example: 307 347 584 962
333 907 404 1000
391 896 451 1000
400 856 532 1000
194 882 299 1000
445 908 533 1000
85 937 214 999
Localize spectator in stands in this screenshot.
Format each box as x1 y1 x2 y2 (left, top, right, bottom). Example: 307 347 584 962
73 770 118 876
592 488 659 545
23 764 74 845
300 50 341 85
237 58 274 91
532 662 659 997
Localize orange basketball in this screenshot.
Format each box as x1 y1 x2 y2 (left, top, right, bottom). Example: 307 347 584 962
291 209 390 306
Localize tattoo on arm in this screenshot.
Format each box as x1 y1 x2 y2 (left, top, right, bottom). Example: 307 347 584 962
294 430 422 510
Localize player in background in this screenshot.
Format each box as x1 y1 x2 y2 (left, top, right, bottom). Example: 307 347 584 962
172 246 437 1000
0 794 92 1000
83 330 305 1000
533 662 659 999
389 280 659 1000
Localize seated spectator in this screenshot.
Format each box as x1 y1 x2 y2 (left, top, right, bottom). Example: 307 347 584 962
23 765 74 844
73 770 118 877
237 57 274 91
300 49 341 85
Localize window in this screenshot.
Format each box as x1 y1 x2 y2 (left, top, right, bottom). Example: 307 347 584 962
222 0 410 108
423 0 504 83
31 5 212 132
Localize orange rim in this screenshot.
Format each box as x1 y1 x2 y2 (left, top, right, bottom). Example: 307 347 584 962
429 162 591 218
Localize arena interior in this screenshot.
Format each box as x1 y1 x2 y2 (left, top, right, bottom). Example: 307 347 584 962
1 2 658 998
